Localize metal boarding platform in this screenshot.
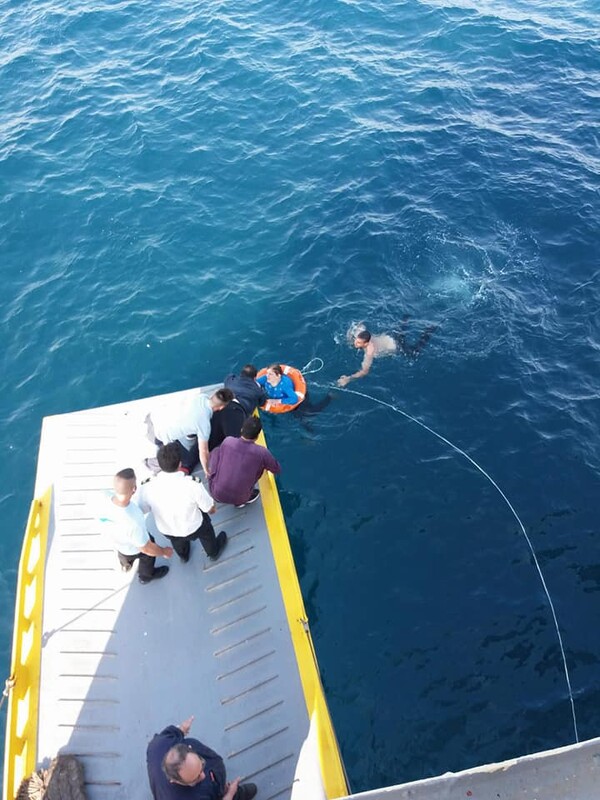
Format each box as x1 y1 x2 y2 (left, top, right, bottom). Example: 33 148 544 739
30 387 324 800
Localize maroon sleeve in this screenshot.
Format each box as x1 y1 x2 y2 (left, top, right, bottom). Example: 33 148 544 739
263 448 281 475
209 444 222 476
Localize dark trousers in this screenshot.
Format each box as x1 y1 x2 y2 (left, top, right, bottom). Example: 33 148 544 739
118 534 156 581
145 414 200 473
392 317 437 360
166 513 218 559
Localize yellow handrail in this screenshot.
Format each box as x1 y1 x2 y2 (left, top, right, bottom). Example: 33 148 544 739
3 487 52 800
259 461 348 799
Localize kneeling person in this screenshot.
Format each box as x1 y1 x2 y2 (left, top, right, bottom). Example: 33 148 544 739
137 443 228 563
209 417 281 507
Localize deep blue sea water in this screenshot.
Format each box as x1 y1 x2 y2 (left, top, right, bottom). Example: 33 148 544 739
1 0 599 792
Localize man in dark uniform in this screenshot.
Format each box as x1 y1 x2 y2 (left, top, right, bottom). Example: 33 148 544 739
208 399 246 452
147 716 257 800
223 365 266 416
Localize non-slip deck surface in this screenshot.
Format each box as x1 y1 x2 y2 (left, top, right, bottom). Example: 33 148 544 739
35 389 308 800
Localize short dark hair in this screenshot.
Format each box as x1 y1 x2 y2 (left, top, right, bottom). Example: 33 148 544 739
214 388 234 404
157 442 181 473
115 468 135 481
241 364 258 379
268 364 283 376
162 744 204 783
241 416 262 440
356 330 371 342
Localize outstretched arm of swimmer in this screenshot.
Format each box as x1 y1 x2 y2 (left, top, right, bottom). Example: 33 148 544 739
338 349 374 387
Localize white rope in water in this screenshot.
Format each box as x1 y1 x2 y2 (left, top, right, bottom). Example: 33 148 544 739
300 357 325 375
316 380 579 743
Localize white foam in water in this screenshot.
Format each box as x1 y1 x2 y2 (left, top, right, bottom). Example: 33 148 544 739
429 272 484 304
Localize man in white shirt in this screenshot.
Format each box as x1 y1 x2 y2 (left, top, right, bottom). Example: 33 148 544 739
148 389 234 475
98 468 173 584
137 443 228 563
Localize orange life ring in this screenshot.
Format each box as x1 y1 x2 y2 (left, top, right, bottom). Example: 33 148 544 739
257 365 306 414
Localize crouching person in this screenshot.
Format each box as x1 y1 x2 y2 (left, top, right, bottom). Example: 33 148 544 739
147 716 257 800
209 417 281 508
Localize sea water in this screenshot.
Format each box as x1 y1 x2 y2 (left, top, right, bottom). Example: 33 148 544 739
1 0 599 791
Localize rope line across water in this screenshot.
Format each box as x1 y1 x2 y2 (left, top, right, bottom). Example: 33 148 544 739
311 378 578 743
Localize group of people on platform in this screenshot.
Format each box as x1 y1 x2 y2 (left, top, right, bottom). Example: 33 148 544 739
93 327 438 800
95 365 292 800
97 364 282 585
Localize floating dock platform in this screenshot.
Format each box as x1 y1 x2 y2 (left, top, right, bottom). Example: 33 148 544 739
3 387 347 800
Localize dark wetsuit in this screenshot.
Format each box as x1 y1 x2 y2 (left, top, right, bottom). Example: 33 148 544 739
392 318 437 359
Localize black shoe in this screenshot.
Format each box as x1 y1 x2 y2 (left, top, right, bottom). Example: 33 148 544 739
209 531 228 561
180 551 190 564
234 784 257 800
139 565 169 584
235 489 260 508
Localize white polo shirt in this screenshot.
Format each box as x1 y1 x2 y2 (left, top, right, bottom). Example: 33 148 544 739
97 493 149 556
151 394 212 451
136 472 214 538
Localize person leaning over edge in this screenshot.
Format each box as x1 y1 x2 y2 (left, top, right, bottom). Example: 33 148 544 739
136 443 228 563
97 468 173 584
148 389 234 475
208 416 281 508
208 398 246 452
223 364 267 416
146 715 257 800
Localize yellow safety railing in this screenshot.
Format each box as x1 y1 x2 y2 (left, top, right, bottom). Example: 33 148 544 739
3 487 52 800
259 462 348 799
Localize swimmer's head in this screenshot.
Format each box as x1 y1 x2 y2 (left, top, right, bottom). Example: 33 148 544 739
354 330 371 348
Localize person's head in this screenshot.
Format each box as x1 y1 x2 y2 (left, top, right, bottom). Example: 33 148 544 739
241 364 258 379
354 329 371 349
113 468 136 504
210 388 234 411
266 364 283 385
162 744 206 786
241 416 262 441
156 442 181 473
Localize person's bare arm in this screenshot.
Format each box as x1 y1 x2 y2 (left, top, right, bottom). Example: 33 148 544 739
199 439 210 474
141 540 173 558
338 347 374 386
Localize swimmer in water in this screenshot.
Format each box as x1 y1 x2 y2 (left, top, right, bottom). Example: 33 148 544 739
337 317 437 387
